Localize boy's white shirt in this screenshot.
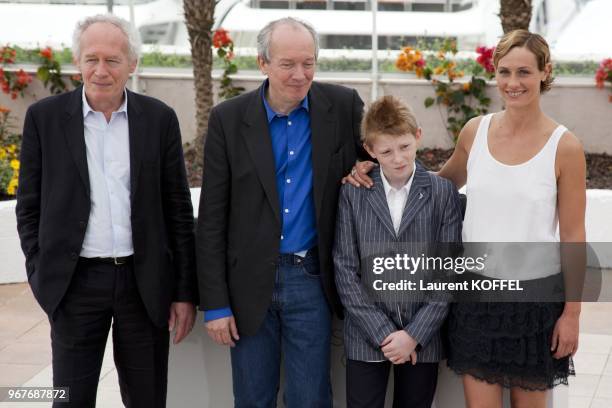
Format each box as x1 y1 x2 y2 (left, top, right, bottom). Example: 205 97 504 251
380 163 416 234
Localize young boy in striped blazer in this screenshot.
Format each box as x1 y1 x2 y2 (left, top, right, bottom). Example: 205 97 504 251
333 95 463 407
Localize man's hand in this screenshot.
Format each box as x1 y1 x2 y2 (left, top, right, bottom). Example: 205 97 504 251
206 316 240 347
381 331 418 365
342 161 376 188
168 302 196 345
551 312 579 359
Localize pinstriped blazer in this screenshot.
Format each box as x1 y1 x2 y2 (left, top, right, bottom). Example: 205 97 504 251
333 164 462 362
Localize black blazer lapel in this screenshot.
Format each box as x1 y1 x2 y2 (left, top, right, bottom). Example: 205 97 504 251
365 168 396 238
127 90 146 201
62 86 90 194
242 85 281 225
397 165 431 237
309 83 336 221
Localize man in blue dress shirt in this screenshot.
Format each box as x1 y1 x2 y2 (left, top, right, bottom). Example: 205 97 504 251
196 17 368 407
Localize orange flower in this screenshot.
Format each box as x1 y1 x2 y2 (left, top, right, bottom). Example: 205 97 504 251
0 105 10 114
395 54 410 71
463 82 471 92
448 69 464 81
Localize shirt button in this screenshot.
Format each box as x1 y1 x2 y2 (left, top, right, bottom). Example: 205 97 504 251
288 121 292 126
289 151 295 155
281 235 284 240
284 209 289 213
286 179 291 184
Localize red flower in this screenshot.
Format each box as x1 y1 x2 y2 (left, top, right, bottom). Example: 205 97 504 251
595 58 612 89
39 47 53 60
71 74 82 82
476 46 495 73
213 28 232 48
10 91 17 100
16 69 31 85
415 58 425 68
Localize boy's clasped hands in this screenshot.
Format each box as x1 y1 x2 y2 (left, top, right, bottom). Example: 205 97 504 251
381 331 418 365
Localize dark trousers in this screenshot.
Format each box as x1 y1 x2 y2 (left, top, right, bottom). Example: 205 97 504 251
50 258 169 408
346 359 439 408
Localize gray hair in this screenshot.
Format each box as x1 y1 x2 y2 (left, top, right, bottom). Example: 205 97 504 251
257 17 319 62
72 14 141 62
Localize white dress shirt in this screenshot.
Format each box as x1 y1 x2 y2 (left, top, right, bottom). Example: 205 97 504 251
380 163 416 234
80 87 134 258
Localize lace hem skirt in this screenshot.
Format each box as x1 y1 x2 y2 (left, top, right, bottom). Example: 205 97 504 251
446 302 575 391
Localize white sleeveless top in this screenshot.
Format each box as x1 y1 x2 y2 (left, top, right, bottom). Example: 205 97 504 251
463 113 567 279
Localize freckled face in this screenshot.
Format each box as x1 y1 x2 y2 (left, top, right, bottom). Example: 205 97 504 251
365 131 420 186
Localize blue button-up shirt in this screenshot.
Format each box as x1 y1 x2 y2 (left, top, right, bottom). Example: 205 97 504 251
204 82 318 322
262 85 317 254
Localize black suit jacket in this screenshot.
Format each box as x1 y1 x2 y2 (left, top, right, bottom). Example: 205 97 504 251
196 81 367 335
16 86 197 328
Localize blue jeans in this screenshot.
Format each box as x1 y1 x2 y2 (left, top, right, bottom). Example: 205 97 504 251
230 249 332 408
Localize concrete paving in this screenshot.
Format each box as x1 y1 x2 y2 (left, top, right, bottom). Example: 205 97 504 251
0 283 610 407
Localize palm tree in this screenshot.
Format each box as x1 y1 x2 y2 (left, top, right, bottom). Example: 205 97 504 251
183 0 215 184
499 0 532 33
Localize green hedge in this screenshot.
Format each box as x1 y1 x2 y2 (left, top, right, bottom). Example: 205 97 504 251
8 46 600 76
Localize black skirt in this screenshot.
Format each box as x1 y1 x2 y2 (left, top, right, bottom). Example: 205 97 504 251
447 302 574 391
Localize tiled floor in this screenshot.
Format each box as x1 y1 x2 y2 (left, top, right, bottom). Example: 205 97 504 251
0 283 611 407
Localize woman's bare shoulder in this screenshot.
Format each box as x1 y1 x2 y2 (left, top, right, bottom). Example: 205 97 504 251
456 115 485 154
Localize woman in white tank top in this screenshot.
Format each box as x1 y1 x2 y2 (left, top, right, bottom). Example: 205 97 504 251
438 30 586 407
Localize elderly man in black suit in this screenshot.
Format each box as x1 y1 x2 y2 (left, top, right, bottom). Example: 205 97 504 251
16 14 196 408
197 17 368 407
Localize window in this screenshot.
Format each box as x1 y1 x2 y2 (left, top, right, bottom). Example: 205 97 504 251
259 0 289 8
296 0 326 9
378 1 405 11
333 0 366 10
411 3 444 12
